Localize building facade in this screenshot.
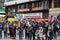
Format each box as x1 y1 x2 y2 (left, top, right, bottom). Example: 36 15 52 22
49 0 60 17
4 0 60 19
0 0 5 15
0 0 5 21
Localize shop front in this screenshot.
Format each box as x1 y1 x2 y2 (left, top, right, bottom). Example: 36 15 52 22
49 8 60 17
16 12 43 20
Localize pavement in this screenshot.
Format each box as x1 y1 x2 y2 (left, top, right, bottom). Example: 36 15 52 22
0 31 60 40
0 36 60 40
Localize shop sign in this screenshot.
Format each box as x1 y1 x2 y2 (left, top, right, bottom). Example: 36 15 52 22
24 13 43 18
36 18 54 22
16 13 43 19
24 16 40 18
49 8 60 14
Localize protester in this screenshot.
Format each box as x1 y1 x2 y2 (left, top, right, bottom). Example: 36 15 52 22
11 24 16 39
0 17 59 40
18 20 26 40
0 25 2 39
38 27 43 40
4 24 7 38
47 24 53 40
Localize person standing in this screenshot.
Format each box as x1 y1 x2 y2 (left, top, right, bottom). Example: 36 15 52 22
4 24 7 38
18 20 26 40
44 25 48 40
38 27 43 40
47 24 53 40
11 23 16 39
0 24 2 39
26 21 33 40
32 21 38 40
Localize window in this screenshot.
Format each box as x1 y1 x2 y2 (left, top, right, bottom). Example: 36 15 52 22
54 0 60 8
0 2 4 6
26 4 29 8
18 4 25 9
41 1 49 9
54 0 57 2
54 0 60 2
54 3 60 8
21 5 25 8
32 2 40 7
7 0 14 2
18 5 21 9
32 3 34 7
39 2 41 7
18 4 29 9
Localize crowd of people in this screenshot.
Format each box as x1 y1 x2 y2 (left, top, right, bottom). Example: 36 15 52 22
0 18 60 40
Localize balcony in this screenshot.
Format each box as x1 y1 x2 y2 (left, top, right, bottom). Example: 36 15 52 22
17 8 30 12
32 7 43 11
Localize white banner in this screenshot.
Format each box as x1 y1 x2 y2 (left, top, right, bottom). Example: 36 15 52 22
16 12 43 19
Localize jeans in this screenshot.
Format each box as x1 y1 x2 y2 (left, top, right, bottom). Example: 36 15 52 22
29 33 32 40
0 31 2 38
33 32 35 40
19 29 25 40
48 37 52 40
35 30 38 40
22 29 25 40
19 31 23 40
39 37 43 40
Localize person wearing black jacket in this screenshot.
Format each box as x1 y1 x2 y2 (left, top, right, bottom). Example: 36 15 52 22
0 24 3 39
11 25 16 39
32 21 38 40
18 20 26 40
